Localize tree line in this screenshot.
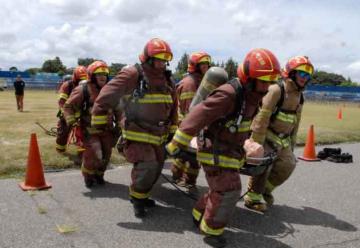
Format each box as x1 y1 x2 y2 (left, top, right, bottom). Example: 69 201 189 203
7 54 359 86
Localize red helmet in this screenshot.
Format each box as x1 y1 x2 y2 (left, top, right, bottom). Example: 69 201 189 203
237 48 281 85
87 61 109 79
187 52 211 73
283 56 314 78
72 66 88 82
139 38 173 63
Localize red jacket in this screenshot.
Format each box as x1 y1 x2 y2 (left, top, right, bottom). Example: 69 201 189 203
91 64 178 146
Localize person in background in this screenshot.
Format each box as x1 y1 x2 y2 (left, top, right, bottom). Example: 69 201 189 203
56 66 88 153
171 51 211 188
13 75 25 112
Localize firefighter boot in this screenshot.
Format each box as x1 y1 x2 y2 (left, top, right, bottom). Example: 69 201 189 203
84 175 95 188
244 192 267 212
131 198 146 218
95 174 106 185
203 235 227 248
263 192 274 206
130 198 156 208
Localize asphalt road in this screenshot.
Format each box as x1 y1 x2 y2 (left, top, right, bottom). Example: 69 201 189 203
0 143 359 248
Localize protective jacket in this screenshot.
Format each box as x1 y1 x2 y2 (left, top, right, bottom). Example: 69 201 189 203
91 64 178 161
173 80 263 170
247 78 303 196
177 72 202 121
251 78 303 149
91 63 178 200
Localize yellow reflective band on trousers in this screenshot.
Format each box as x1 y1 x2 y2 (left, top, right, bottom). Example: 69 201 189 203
266 129 291 148
173 129 192 146
179 91 195 100
197 152 245 170
192 208 202 221
178 112 185 121
173 158 186 170
265 180 276 193
81 165 95 175
237 120 251 132
123 129 168 145
129 187 150 199
183 165 199 175
135 94 173 104
58 93 69 100
66 116 76 125
91 115 107 125
275 111 297 124
246 191 263 202
169 125 177 133
56 144 66 150
200 218 224 236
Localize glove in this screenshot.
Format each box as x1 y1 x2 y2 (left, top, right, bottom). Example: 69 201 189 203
165 140 180 156
244 138 264 165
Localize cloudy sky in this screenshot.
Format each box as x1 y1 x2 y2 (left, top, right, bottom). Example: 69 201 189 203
1 0 360 82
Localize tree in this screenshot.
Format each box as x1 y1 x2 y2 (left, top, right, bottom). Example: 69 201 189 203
224 57 238 79
312 70 346 86
9 66 18 71
109 63 126 76
174 52 189 81
78 58 96 67
42 56 66 74
26 68 41 75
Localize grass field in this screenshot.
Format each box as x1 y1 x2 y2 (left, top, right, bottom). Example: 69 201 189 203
1 90 360 178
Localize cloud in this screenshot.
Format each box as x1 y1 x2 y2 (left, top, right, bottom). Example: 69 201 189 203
0 0 359 82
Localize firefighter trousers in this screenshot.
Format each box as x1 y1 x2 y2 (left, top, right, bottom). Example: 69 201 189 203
124 141 165 200
171 157 200 185
247 143 296 194
81 131 113 180
192 165 241 236
15 94 24 111
56 117 71 152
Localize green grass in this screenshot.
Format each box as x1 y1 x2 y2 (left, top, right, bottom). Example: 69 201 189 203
297 101 360 145
0 90 126 178
1 90 360 178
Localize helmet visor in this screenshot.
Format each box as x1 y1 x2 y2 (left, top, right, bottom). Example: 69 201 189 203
93 67 109 75
153 52 173 61
256 74 280 82
199 56 211 64
294 64 313 75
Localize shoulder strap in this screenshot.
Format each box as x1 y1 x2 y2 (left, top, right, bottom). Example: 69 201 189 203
82 83 90 112
133 63 149 98
271 81 285 120
227 78 244 116
300 92 304 105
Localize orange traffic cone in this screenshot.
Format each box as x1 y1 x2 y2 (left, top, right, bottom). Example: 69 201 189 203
298 125 321 162
19 133 51 190
337 108 342 120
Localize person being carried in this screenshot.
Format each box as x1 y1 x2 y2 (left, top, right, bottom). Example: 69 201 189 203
244 56 314 212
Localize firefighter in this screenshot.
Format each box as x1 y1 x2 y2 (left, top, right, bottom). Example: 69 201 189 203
56 66 88 153
166 49 281 247
244 56 314 212
171 52 211 188
91 38 178 218
63 61 118 188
